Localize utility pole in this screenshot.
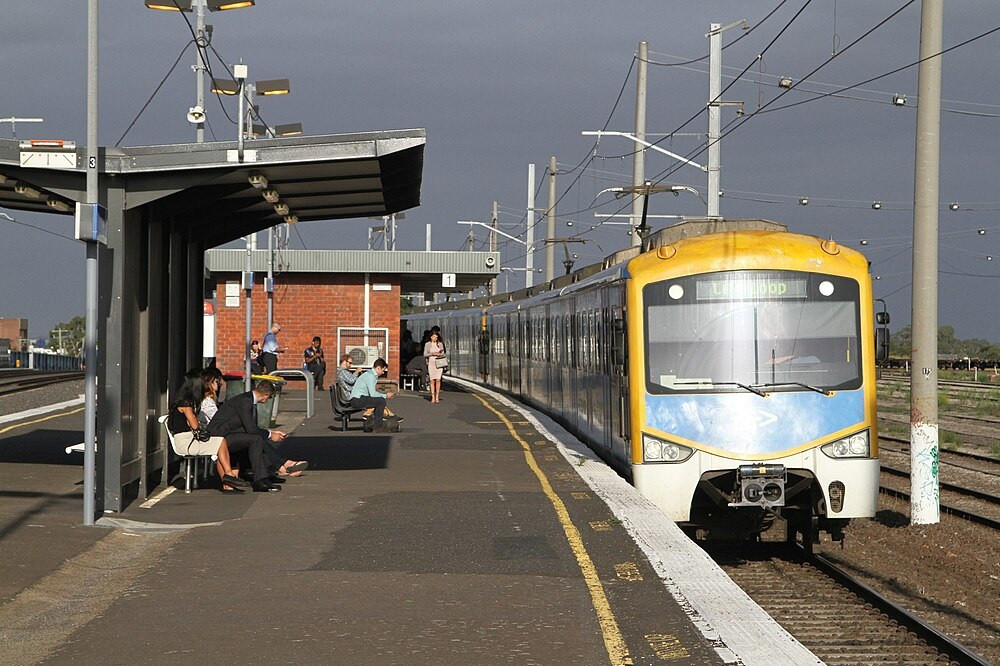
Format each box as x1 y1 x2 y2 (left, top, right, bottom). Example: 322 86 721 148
546 156 557 282
706 20 745 219
526 163 535 289
707 24 723 219
910 0 943 525
490 201 498 296
193 0 208 143
630 41 647 247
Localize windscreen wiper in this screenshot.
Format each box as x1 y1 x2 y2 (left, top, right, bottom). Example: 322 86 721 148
753 382 831 396
675 381 767 397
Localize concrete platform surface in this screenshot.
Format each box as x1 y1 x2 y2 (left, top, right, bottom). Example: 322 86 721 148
0 381 821 666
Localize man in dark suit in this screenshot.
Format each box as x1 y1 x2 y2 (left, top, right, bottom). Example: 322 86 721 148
207 380 287 492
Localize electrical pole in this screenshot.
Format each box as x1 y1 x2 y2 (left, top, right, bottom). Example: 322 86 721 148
630 41 647 247
490 200 498 296
546 156 556 282
707 24 723 219
910 0 943 525
526 163 535 289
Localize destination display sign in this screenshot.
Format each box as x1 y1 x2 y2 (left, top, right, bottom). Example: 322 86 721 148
696 276 808 301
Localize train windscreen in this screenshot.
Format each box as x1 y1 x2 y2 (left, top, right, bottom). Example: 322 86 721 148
643 270 862 394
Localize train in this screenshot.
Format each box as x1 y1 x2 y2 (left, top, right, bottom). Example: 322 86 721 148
404 220 889 544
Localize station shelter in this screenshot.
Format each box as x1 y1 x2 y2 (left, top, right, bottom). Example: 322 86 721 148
0 130 497 514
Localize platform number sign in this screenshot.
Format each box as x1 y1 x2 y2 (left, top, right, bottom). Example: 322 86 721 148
442 273 457 288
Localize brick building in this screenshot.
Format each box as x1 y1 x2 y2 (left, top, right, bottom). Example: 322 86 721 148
206 247 498 381
0 318 28 348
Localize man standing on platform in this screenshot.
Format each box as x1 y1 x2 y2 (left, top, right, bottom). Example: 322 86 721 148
260 322 287 374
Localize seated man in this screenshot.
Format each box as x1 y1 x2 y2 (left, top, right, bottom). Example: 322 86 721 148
404 353 429 390
349 357 395 432
207 380 307 492
337 353 363 393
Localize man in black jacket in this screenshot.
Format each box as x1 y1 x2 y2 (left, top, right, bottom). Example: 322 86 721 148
207 381 287 492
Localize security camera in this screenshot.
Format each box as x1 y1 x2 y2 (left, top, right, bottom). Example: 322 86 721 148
485 256 496 267
187 105 206 124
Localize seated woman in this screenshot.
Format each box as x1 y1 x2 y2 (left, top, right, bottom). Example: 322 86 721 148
168 370 249 493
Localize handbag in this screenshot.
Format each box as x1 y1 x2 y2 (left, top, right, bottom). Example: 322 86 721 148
434 356 449 369
194 426 211 442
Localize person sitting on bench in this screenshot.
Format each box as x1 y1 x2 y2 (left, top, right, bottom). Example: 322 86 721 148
349 358 395 432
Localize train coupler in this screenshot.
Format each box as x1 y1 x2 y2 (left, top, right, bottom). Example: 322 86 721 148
730 464 786 508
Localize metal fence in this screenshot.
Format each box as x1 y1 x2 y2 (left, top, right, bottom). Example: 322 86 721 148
6 351 83 371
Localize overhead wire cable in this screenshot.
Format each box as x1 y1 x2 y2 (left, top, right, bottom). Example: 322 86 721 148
115 39 194 145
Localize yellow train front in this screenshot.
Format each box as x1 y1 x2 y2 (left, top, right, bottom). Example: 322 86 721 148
628 230 880 542
405 225 882 544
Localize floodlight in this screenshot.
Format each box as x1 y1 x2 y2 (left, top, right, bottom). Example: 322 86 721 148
251 124 268 137
860 239 869 245
892 94 907 106
248 173 268 189
145 0 192 10
948 202 960 211
872 201 881 210
262 190 280 204
273 123 303 136
273 203 289 216
778 77 793 89
798 197 809 206
207 0 254 10
210 78 240 95
978 228 986 235
284 215 298 225
255 79 290 96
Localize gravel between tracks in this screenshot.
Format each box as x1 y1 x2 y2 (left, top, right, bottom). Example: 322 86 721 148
0 379 85 418
814 494 1000 664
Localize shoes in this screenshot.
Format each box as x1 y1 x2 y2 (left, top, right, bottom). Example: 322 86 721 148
269 476 286 484
252 481 281 492
285 461 309 474
395 416 405 423
220 486 245 494
222 474 250 488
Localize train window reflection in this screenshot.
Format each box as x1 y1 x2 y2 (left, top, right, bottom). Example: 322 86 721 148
644 271 862 393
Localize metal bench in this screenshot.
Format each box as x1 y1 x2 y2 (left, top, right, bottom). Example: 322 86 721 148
158 415 217 493
329 385 365 431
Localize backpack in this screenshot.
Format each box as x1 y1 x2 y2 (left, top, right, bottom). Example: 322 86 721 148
363 414 400 432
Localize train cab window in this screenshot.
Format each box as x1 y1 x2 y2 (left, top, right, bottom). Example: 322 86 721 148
643 270 863 394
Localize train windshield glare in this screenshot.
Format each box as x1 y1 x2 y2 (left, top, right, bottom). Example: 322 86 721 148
644 270 862 393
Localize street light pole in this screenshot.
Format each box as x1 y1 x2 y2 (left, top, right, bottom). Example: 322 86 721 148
194 0 207 143
83 0 100 526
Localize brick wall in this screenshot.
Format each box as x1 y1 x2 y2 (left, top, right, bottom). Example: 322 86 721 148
211 273 401 381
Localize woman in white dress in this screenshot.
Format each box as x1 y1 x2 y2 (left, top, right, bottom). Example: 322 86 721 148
423 329 446 404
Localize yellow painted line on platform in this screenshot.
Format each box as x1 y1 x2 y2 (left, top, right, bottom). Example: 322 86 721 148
0 407 85 435
472 393 633 666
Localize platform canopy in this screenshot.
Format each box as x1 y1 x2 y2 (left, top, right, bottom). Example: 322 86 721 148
0 129 424 246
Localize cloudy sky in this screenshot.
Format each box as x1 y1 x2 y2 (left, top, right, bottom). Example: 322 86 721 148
3 1 1000 343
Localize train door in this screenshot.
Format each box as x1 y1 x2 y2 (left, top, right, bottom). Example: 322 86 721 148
607 287 629 465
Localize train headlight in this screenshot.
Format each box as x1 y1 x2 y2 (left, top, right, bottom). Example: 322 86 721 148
642 435 694 463
821 430 870 459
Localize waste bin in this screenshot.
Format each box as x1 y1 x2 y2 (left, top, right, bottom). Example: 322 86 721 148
222 373 247 402
252 374 286 428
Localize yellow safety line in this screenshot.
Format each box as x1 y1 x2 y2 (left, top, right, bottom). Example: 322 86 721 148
0 407 85 435
472 393 633 666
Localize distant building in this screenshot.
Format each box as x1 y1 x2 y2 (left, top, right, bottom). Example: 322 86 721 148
0 318 28 350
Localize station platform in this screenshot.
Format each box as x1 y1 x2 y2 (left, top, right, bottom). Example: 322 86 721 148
0 380 821 666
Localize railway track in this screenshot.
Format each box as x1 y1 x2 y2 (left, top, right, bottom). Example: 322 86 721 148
0 370 84 398
708 541 992 666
